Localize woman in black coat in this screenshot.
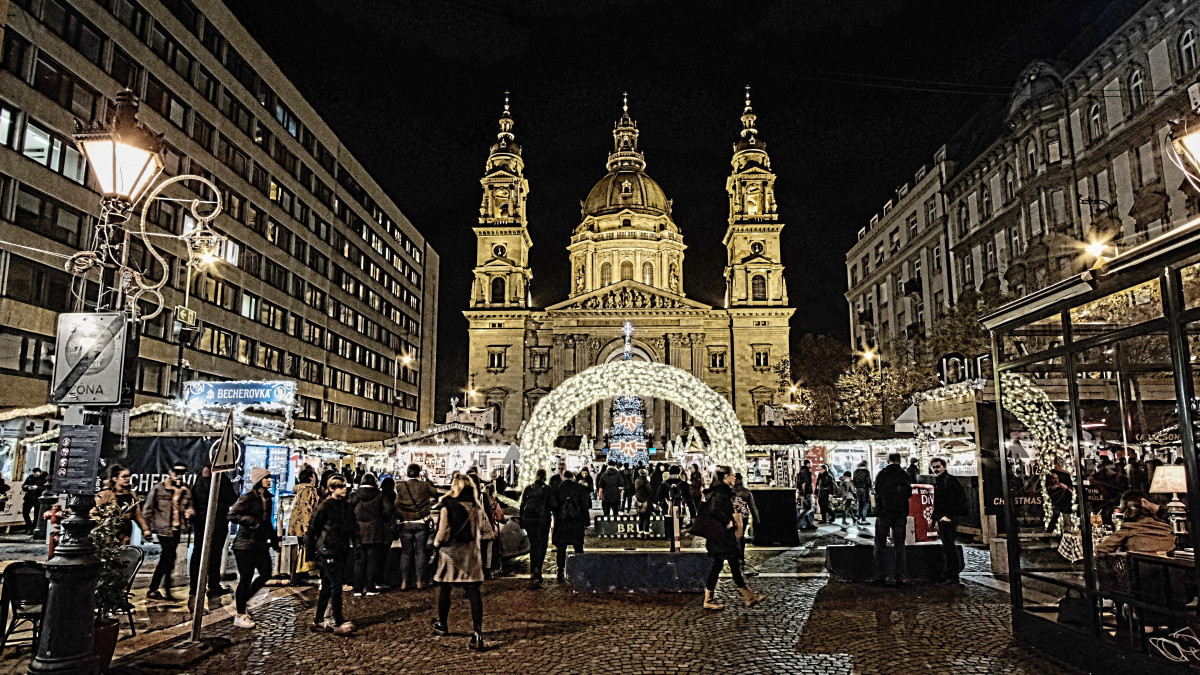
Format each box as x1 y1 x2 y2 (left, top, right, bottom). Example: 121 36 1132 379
306 475 359 634
701 466 764 611
227 467 280 629
348 473 392 595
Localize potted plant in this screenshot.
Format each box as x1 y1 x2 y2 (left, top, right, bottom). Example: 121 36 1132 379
90 499 132 670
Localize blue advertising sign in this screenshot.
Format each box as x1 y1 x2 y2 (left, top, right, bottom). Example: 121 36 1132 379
182 380 296 410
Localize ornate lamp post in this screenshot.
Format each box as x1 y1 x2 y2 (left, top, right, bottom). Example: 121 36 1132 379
30 90 222 675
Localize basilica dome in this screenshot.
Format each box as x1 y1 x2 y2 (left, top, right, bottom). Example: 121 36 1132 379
582 169 670 218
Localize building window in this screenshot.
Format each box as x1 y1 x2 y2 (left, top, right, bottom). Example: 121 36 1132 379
1089 104 1103 141
4 256 72 312
620 260 633 281
1004 166 1016 201
1182 28 1198 73
642 261 653 286
22 120 86 184
925 197 937 225
708 348 727 371
1025 140 1037 174
601 262 612 287
1129 69 1145 109
850 265 859 286
33 54 96 121
752 347 770 370
487 347 506 371
933 244 942 271
14 185 83 246
957 203 969 236
984 240 996 272
751 274 767 301
490 276 505 304
907 213 918 239
981 187 992 218
1046 137 1061 164
961 253 975 286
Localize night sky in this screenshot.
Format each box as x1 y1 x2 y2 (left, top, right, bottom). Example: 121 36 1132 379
226 0 1117 409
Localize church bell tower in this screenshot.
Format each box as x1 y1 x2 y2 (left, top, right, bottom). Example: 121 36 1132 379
724 87 788 308
470 94 533 309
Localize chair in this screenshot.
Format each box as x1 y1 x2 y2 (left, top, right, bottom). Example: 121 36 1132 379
116 546 144 637
0 561 47 654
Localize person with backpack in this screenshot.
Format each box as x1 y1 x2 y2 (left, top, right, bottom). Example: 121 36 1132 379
549 470 590 583
519 469 551 588
852 460 873 523
430 474 487 651
871 452 914 587
348 473 391 596
305 474 358 635
656 465 695 518
598 461 623 518
699 465 764 610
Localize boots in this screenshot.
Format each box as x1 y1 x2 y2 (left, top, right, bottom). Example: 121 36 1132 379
703 590 724 610
738 586 765 607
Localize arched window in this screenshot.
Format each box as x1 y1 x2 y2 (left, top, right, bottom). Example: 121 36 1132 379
620 261 634 281
751 275 767 301
1182 29 1198 72
642 261 654 286
600 262 612 287
981 187 993 218
957 203 969 235
1026 140 1037 174
1004 166 1016 201
1129 69 1145 109
490 276 505 304
1089 104 1103 141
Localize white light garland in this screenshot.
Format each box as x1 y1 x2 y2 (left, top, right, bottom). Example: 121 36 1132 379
912 379 987 405
517 360 747 489
999 371 1075 533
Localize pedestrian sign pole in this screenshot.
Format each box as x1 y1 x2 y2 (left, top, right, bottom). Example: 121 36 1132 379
190 410 239 642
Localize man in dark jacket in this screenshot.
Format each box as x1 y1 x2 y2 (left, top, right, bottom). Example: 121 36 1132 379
620 464 636 513
394 464 438 589
598 462 623 518
21 468 46 534
871 452 913 587
348 473 392 595
796 462 815 531
549 471 591 583
930 458 968 585
816 465 836 524
306 474 359 634
656 465 696 518
852 461 873 523
190 467 238 601
519 469 552 588
906 457 921 482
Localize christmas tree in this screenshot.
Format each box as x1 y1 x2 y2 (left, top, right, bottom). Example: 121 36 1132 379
609 322 648 466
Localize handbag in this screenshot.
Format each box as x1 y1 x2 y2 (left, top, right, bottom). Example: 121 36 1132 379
689 499 727 540
1056 588 1092 628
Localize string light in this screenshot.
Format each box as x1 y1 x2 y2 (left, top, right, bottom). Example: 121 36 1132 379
517 360 747 489
999 371 1075 533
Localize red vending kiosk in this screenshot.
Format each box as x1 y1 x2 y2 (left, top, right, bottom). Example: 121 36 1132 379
909 484 938 542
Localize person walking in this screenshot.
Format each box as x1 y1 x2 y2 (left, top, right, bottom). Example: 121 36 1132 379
816 464 836 524
871 453 913 587
467 473 499 581
577 467 595 501
634 469 654 536
598 462 622 518
550 471 590 582
143 463 194 601
930 457 968 585
430 474 487 652
287 467 320 586
94 464 150 545
852 460 873 523
189 467 237 605
838 471 860 526
395 463 438 590
701 465 764 610
21 468 47 534
656 465 695 518
227 468 280 629
796 462 815 531
519 468 552 588
649 462 665 502
620 464 636 513
733 474 760 574
349 473 391 596
306 474 359 635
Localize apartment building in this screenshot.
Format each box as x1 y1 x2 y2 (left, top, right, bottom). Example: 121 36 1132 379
0 0 438 444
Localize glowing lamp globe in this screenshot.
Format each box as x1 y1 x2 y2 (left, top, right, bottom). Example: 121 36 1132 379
74 90 164 209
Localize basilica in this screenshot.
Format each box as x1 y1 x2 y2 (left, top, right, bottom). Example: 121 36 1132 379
463 90 795 449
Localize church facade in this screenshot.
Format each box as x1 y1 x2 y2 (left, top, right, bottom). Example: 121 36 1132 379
464 91 795 448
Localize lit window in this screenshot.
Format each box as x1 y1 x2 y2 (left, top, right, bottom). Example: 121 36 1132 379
1182 29 1198 72
1129 69 1144 108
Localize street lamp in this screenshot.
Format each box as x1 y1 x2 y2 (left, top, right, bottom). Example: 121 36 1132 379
31 91 222 675
1170 119 1200 175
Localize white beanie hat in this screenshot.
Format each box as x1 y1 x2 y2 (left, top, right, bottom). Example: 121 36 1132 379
250 467 270 487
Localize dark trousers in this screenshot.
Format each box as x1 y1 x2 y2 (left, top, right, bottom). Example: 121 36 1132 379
873 515 907 582
438 582 482 632
526 522 550 580
705 553 745 591
149 532 181 592
353 543 384 592
22 499 38 532
622 491 634 511
397 520 429 587
555 542 582 577
189 520 229 594
233 548 273 614
316 554 346 625
602 501 620 517
818 492 833 522
855 488 871 521
638 508 651 534
937 518 961 581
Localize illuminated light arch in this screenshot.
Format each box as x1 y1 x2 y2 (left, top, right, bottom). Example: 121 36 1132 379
517 360 746 489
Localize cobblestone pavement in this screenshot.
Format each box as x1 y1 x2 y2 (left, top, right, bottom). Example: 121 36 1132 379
116 572 1078 674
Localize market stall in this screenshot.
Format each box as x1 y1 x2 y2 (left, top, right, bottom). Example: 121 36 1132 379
388 422 516 486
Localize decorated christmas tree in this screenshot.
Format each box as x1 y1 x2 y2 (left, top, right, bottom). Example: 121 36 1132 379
609 322 649 466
